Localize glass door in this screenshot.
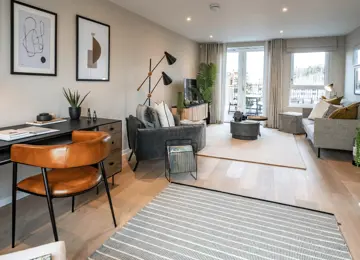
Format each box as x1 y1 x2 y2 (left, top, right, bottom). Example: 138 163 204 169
225 47 265 122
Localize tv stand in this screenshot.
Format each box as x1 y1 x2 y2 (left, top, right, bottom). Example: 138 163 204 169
172 103 208 121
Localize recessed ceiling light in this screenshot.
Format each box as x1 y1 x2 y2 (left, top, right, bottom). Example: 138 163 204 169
186 17 192 22
280 30 284 34
209 35 213 38
282 7 288 12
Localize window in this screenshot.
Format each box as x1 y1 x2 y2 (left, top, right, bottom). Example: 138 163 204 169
289 52 329 106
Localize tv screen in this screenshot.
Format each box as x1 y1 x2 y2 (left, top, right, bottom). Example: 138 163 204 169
184 78 199 103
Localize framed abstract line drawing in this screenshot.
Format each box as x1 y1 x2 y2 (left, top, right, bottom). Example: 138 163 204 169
11 0 57 76
76 15 110 81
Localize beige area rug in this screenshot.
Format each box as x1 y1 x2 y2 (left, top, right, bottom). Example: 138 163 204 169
197 123 306 170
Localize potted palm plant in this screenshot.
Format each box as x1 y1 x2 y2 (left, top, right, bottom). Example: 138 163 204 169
63 88 90 120
196 62 217 124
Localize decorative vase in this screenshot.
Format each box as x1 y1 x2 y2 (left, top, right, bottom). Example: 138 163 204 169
69 107 81 120
233 111 243 122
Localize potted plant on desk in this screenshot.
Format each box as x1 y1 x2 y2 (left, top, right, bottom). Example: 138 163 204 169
63 88 90 120
197 62 217 124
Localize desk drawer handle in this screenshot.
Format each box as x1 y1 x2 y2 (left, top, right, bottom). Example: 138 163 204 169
112 141 115 145
109 162 114 166
109 127 114 131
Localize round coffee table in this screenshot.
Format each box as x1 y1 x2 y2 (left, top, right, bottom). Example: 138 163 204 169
230 121 260 140
246 116 268 136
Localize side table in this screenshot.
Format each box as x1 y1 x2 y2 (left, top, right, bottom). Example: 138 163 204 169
279 112 305 134
165 139 197 182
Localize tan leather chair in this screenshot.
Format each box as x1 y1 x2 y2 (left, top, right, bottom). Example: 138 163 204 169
10 131 117 248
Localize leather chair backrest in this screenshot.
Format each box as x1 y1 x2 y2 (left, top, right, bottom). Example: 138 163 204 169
11 131 111 168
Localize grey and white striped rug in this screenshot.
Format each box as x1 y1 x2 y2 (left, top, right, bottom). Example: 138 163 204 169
89 183 352 260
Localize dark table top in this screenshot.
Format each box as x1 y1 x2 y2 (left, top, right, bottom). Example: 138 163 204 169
0 117 121 150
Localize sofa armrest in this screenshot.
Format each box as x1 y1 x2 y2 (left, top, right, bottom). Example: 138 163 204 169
302 108 312 118
135 125 206 161
313 118 360 150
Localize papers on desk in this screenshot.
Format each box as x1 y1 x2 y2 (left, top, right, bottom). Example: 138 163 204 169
0 126 59 141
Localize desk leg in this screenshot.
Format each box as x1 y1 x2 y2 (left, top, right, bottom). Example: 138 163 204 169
12 163 17 248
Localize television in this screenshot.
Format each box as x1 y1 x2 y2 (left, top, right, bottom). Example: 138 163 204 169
184 78 201 104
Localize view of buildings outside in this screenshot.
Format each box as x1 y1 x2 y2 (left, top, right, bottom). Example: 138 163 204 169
226 51 264 116
289 52 326 106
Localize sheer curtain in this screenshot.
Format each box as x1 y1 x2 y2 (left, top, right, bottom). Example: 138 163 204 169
265 39 285 128
199 43 225 123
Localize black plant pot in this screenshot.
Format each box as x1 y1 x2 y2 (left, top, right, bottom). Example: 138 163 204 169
69 107 81 120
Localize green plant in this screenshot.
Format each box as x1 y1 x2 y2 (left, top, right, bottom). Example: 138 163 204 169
63 88 90 108
356 128 360 166
176 92 185 118
196 62 217 103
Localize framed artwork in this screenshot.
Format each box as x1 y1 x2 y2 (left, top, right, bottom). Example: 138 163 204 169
355 67 360 95
76 15 110 81
11 0 57 76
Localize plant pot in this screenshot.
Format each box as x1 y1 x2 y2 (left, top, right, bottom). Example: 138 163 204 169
69 107 81 120
206 103 211 125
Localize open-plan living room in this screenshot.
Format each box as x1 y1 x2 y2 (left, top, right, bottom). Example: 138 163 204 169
1 0 360 259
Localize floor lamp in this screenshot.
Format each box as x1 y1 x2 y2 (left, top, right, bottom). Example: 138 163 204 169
137 52 177 105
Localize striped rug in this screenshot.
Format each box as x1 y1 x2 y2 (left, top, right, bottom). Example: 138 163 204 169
89 183 352 260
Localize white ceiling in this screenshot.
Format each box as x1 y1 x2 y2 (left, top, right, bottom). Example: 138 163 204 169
110 0 360 43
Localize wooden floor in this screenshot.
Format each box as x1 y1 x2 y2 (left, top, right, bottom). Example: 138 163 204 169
0 135 360 259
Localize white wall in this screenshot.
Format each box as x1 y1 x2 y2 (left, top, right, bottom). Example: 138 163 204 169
0 0 199 206
344 26 360 101
282 36 346 113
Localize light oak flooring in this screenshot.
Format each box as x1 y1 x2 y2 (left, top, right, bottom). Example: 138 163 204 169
0 135 360 259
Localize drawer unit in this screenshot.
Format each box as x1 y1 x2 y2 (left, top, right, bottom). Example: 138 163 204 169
103 149 122 178
98 122 122 134
98 121 122 180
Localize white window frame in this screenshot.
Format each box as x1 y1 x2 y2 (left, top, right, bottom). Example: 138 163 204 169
289 52 330 107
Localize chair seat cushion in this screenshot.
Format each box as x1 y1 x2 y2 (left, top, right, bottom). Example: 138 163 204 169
17 166 101 197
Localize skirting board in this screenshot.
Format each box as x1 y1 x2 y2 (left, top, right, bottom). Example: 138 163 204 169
0 148 132 208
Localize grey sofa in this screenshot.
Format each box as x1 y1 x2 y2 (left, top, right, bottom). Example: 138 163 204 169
302 108 360 158
126 115 206 171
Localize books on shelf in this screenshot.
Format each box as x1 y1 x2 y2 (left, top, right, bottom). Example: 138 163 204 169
0 127 59 141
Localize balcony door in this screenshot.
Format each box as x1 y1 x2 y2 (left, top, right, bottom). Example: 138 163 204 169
225 47 265 122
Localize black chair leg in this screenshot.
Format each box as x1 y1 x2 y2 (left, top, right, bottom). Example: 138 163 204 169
128 151 133 161
100 162 117 228
317 148 321 158
41 168 59 241
133 161 139 172
71 196 75 213
12 163 17 248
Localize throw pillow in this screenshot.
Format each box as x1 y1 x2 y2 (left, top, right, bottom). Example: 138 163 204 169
323 104 343 118
154 101 175 127
329 102 360 119
321 96 343 105
147 106 161 128
308 100 330 120
136 104 154 128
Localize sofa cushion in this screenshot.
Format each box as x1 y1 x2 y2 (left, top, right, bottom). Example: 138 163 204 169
321 96 343 105
154 101 175 127
329 102 360 119
136 105 154 128
302 118 314 141
323 104 343 118
308 100 330 120
147 106 161 128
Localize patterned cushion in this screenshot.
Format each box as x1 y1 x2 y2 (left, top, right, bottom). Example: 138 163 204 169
136 105 154 128
321 96 343 105
323 104 343 118
329 103 360 119
147 106 161 128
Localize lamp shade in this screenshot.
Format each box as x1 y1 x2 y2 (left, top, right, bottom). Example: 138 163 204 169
325 83 334 92
164 52 177 65
162 72 173 85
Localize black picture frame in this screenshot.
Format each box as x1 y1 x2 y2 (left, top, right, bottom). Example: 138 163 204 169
11 0 57 76
76 15 110 82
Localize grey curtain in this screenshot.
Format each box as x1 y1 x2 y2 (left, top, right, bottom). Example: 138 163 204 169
199 43 225 124
265 39 285 129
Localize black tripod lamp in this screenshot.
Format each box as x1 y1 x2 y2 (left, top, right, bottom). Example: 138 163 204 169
137 52 176 105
